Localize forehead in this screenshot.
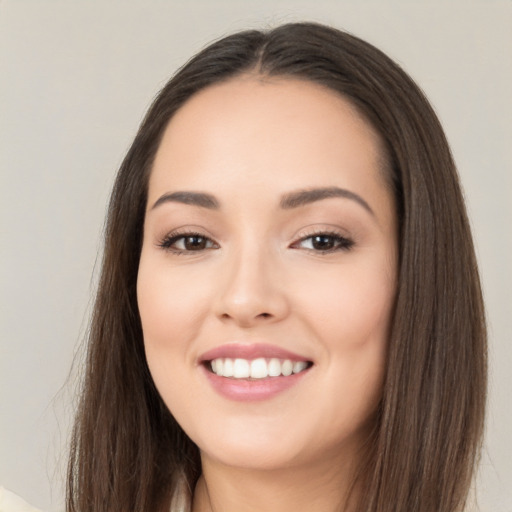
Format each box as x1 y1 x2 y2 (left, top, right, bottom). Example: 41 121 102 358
149 76 389 203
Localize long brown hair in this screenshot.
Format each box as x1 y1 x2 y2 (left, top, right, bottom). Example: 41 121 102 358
67 23 486 512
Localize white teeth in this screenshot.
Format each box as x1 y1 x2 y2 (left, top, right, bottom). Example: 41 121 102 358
223 358 234 377
233 358 250 378
293 361 307 374
281 360 293 376
268 358 281 377
209 357 309 379
250 358 268 379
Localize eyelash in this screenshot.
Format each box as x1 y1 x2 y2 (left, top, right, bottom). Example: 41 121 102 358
157 230 354 255
157 231 218 255
291 230 354 254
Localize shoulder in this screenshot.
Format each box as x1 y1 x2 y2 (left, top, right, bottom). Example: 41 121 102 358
0 487 42 512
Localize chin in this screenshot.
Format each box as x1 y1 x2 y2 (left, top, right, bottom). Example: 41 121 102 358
201 442 305 471
190 415 365 474
188 419 303 470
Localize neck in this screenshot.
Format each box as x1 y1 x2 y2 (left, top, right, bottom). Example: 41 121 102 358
191 449 364 512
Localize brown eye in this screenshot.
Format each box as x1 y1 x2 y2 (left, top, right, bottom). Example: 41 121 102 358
183 235 209 250
293 232 354 253
311 234 336 251
159 232 218 253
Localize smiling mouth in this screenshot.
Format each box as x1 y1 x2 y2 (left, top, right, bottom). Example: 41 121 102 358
206 357 313 379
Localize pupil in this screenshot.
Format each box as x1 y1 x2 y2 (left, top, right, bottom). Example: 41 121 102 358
312 235 334 250
185 236 206 250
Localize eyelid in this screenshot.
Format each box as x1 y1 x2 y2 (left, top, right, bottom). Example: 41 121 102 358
290 227 355 253
155 225 354 254
291 224 351 242
156 227 219 254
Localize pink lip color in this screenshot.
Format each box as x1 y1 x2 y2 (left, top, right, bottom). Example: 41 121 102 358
202 366 309 402
199 343 309 363
199 343 312 402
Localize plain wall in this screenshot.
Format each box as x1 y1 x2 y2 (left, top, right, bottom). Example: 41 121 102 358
1 1 511 510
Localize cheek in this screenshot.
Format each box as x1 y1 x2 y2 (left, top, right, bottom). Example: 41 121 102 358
136 259 205 395
293 258 395 410
294 258 396 348
137 272 201 429
137 261 207 347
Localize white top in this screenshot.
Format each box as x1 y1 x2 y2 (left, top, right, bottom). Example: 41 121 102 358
0 484 190 512
0 488 42 512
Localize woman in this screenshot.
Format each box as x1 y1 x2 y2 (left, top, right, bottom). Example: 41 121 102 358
67 23 486 512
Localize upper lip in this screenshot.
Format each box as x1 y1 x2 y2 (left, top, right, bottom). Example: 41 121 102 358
199 343 312 363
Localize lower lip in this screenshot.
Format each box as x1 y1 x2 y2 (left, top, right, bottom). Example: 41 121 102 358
202 365 310 402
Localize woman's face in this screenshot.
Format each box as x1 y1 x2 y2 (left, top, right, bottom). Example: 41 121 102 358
137 77 398 471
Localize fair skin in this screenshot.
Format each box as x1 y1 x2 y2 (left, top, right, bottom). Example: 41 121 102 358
137 76 398 512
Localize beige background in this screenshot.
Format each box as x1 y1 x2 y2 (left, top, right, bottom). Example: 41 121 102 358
1 1 511 510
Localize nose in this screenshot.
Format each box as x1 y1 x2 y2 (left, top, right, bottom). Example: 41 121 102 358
214 248 290 328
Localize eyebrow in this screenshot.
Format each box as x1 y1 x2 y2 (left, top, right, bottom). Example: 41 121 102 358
151 186 374 215
280 187 374 215
151 191 220 210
